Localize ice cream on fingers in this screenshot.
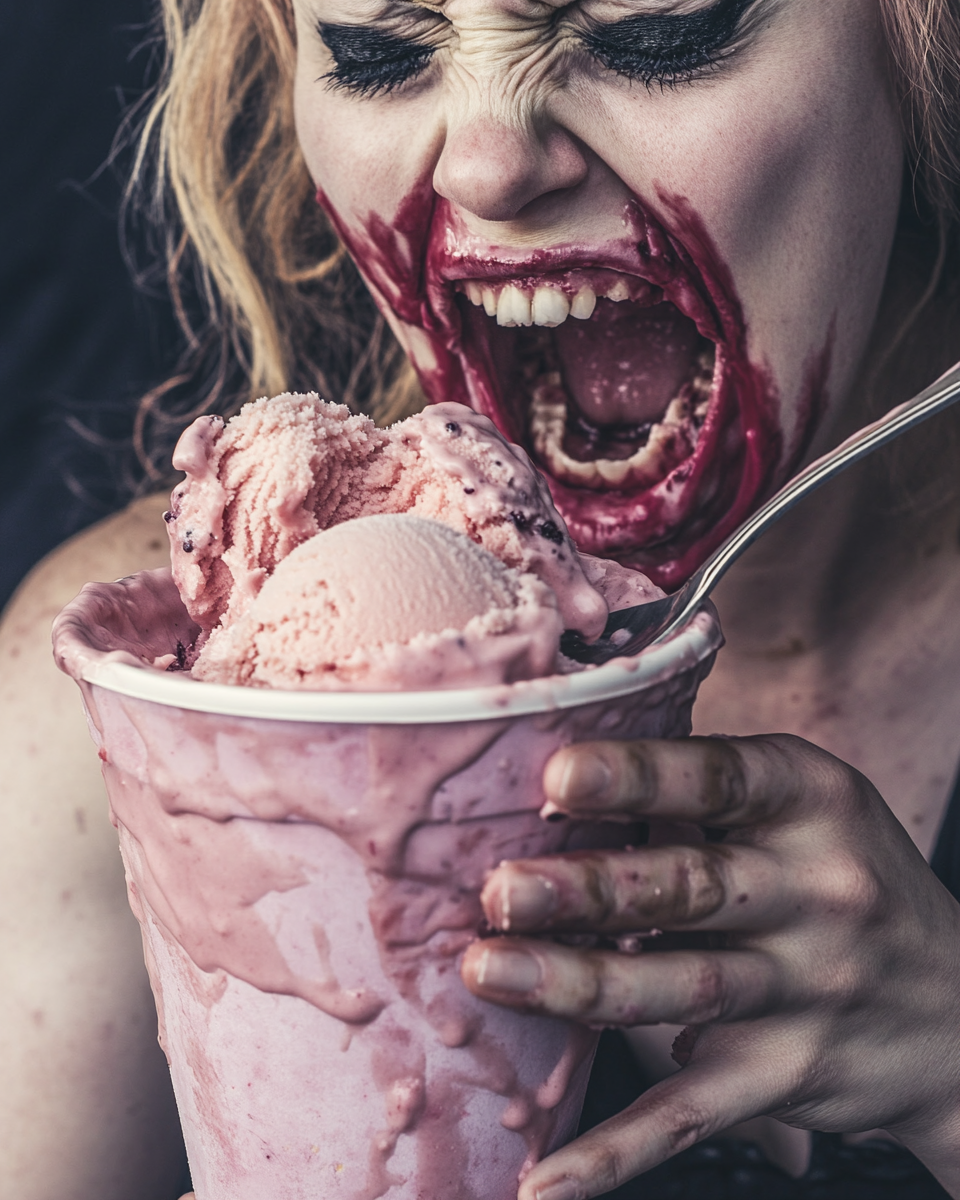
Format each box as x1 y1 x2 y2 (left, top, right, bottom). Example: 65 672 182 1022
53 394 721 1200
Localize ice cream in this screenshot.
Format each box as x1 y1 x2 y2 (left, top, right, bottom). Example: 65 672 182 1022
195 513 565 690
52 394 721 1200
163 394 641 668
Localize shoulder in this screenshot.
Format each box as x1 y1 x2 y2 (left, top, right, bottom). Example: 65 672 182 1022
0 490 171 809
0 489 172 898
1 491 171 638
0 496 188 1191
0 488 171 880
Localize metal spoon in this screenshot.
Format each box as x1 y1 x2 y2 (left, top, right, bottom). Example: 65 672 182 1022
561 360 960 665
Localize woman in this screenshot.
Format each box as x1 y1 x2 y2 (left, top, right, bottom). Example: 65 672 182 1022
3 1 960 1197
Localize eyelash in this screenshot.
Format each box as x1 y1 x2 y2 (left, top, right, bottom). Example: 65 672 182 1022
318 23 435 98
582 0 756 88
319 0 755 99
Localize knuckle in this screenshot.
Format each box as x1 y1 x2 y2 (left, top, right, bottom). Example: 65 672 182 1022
771 735 874 815
812 757 866 811
621 741 657 805
634 848 726 925
561 952 606 1018
578 856 619 924
818 854 887 925
659 1097 713 1153
697 739 749 820
582 1138 631 1194
673 848 726 923
685 956 729 1022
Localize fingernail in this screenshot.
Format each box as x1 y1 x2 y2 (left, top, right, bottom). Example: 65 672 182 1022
538 800 567 822
503 873 557 929
535 1178 583 1200
476 946 542 993
559 751 612 804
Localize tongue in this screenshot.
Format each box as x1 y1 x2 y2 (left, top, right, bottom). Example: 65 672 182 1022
553 300 703 426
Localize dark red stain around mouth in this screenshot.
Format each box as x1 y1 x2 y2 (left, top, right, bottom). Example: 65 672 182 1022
315 183 829 591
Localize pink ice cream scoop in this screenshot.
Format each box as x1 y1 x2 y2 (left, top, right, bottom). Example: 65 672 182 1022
53 393 721 1200
194 513 564 691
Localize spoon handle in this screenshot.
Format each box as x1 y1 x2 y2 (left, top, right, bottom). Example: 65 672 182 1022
654 359 960 645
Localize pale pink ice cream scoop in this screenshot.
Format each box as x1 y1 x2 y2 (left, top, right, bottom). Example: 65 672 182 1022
194 513 564 690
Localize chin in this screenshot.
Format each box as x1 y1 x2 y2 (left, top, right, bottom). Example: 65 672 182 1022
324 185 827 591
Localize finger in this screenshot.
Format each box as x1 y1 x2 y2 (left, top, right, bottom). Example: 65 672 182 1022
461 938 784 1026
481 844 789 934
542 733 844 827
517 1050 788 1200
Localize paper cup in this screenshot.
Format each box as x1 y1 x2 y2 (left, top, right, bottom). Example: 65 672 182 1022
54 568 721 1200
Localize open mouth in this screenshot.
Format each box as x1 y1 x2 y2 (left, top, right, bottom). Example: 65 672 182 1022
417 198 784 589
454 277 715 493
320 187 783 591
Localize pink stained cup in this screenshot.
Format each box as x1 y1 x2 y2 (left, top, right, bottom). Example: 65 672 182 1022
53 568 722 1200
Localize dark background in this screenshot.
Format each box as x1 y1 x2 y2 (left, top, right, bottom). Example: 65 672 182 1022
0 1 177 608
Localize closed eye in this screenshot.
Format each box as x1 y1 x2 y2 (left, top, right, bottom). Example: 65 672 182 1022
582 0 759 87
318 23 436 97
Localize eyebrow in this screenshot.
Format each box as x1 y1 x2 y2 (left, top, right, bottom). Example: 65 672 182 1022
583 0 757 56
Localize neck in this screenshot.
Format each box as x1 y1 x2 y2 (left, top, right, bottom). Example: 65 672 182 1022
710 463 959 658
713 220 960 658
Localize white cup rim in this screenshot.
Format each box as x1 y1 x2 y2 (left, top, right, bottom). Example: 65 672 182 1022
80 609 721 724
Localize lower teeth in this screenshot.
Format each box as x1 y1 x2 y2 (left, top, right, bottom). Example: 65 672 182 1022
528 350 715 491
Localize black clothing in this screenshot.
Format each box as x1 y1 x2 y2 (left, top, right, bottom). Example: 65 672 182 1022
578 770 960 1198
0 2 175 608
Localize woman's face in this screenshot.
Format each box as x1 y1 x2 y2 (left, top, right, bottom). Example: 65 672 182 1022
292 0 903 586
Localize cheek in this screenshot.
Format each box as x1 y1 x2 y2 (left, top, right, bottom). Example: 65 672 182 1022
564 18 902 444
293 73 438 236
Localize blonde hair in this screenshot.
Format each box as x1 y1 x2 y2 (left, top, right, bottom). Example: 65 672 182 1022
127 0 960 484
126 0 422 481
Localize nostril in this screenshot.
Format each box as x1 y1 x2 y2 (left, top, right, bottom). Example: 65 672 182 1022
433 120 588 224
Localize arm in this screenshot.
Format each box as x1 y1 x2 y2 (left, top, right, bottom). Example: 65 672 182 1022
462 734 960 1199
0 494 188 1200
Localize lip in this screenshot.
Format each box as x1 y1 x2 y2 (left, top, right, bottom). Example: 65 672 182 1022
318 185 784 591
427 233 721 345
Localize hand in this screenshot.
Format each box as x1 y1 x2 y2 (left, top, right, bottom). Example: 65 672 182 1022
461 734 960 1200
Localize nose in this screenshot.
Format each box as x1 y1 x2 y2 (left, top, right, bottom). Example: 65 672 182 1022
433 117 589 223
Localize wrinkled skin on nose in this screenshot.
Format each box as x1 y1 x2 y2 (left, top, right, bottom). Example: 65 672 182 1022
432 4 590 219
293 0 904 587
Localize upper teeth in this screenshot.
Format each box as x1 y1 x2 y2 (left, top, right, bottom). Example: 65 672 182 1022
570 287 597 321
459 281 616 328
531 287 570 327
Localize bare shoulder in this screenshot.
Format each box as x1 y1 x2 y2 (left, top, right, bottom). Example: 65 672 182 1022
0 490 171 798
0 493 185 1199
2 491 170 635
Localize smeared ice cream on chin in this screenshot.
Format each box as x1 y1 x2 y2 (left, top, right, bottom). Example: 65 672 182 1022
194 514 564 691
